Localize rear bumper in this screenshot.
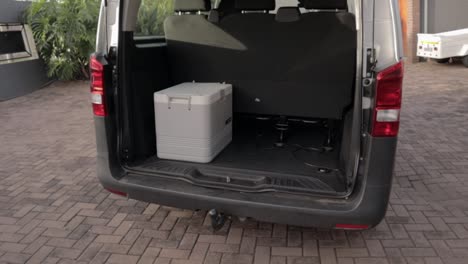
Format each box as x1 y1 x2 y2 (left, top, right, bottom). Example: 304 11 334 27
95 117 396 228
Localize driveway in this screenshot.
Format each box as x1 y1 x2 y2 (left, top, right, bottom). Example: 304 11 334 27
0 62 468 264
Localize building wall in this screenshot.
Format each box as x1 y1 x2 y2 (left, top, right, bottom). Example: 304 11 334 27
401 0 468 63
0 0 31 23
426 0 468 33
0 60 50 101
400 0 420 63
0 0 50 101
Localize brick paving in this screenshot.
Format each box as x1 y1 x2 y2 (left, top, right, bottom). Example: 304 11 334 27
0 62 468 264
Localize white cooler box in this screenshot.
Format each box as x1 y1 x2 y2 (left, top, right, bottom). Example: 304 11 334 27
154 83 233 163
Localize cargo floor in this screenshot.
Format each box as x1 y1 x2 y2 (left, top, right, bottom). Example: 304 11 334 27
130 118 348 196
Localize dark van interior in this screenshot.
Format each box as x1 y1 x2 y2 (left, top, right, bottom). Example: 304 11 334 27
118 0 359 197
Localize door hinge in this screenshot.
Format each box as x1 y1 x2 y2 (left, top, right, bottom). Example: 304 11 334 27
366 48 377 75
363 48 377 97
112 65 118 90
122 148 130 160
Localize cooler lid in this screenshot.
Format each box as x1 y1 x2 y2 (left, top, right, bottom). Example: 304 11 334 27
155 82 232 105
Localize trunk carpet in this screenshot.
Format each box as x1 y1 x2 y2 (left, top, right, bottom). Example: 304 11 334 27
131 117 348 195
212 118 340 175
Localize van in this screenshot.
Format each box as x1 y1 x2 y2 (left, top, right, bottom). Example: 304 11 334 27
91 0 404 229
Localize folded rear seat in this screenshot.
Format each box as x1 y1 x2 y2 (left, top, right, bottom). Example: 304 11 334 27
164 0 357 120
164 0 248 84
299 0 348 10
164 0 213 83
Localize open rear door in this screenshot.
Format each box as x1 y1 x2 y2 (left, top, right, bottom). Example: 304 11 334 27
96 0 120 54
347 0 403 190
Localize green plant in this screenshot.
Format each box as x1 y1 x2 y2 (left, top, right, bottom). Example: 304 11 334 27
26 0 99 80
135 0 219 36
135 0 174 36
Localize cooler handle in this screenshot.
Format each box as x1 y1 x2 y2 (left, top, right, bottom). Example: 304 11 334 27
166 95 192 110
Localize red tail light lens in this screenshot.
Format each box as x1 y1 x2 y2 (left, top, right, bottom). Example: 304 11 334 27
90 55 106 116
104 187 127 197
335 224 370 230
372 62 404 137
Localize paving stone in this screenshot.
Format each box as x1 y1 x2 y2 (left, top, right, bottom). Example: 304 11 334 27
159 248 191 259
203 252 222 264
365 240 386 257
129 236 152 255
1 252 31 264
271 247 302 257
319 248 337 264
239 236 256 254
0 242 27 253
49 247 83 260
254 246 270 264
209 243 240 253
336 248 369 258
23 237 49 255
400 248 437 257
0 63 468 264
226 228 243 244
270 256 286 264
189 242 209 261
198 235 227 244
26 246 55 264
100 243 131 254
77 243 103 262
94 235 122 244
106 254 139 264
178 233 198 250
107 213 127 227
220 253 253 264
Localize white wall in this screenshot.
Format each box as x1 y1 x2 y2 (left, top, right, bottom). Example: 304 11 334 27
0 0 32 23
427 0 468 33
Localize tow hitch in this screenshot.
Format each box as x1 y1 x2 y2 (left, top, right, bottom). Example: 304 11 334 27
208 209 226 231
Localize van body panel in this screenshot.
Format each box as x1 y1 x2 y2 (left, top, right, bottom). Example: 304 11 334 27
92 0 403 228
363 0 403 71
104 0 404 69
96 0 120 53
95 116 396 228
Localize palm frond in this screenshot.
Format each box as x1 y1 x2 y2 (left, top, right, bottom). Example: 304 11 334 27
26 0 100 80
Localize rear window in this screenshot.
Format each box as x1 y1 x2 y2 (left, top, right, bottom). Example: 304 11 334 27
274 0 299 13
135 0 217 36
135 0 174 36
134 0 303 36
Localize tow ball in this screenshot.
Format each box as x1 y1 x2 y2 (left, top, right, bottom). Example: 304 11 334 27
208 209 226 231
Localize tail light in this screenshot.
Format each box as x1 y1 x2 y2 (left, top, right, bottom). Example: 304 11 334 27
335 224 370 230
371 62 404 137
90 55 106 116
104 187 127 197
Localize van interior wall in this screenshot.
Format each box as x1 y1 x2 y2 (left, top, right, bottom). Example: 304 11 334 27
339 109 354 178
127 37 173 161
122 6 358 179
164 12 357 119
124 39 355 182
